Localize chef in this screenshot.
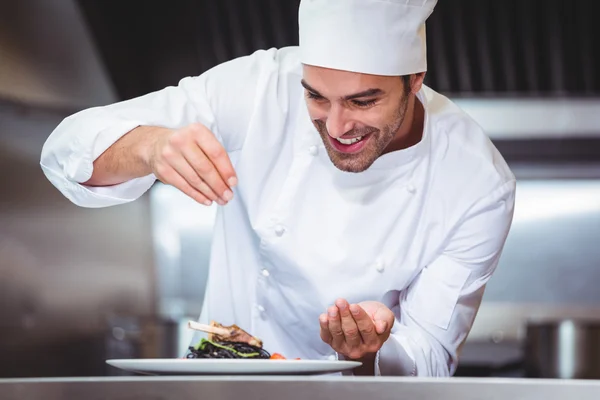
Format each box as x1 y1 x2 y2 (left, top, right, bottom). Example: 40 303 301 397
40 0 515 376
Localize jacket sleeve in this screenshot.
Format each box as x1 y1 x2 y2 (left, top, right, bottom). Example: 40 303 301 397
376 179 516 376
40 49 270 208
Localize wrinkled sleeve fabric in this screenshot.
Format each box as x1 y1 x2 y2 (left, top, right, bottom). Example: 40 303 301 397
376 179 516 376
40 49 269 208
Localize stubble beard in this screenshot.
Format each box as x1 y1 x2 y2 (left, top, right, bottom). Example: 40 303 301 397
313 96 409 173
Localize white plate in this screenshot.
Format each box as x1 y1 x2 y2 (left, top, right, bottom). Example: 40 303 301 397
106 358 362 375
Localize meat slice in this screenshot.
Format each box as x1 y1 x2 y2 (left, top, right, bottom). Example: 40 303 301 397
188 320 263 348
208 321 263 348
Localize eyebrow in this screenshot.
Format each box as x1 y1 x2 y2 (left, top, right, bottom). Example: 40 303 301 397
301 79 384 100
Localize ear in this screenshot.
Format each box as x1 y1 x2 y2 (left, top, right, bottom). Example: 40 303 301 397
410 72 426 94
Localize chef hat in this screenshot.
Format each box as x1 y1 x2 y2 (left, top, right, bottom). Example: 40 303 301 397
298 0 438 76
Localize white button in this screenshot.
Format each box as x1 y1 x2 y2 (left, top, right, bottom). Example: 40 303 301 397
406 184 416 194
256 305 265 312
374 261 385 273
261 269 270 277
309 145 318 156
328 354 337 361
274 225 286 236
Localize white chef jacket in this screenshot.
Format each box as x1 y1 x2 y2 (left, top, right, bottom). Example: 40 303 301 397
40 46 516 376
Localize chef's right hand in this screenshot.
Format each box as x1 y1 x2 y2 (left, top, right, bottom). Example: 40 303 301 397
149 123 237 206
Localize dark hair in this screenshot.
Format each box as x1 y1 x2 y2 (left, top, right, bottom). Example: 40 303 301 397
401 75 412 94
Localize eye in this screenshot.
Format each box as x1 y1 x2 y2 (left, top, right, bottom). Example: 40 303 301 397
306 91 325 101
351 99 377 108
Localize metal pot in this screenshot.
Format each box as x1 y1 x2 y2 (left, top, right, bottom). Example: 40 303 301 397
524 319 600 379
104 316 195 375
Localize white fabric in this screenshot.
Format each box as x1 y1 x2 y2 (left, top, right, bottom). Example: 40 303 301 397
40 46 516 376
298 0 437 75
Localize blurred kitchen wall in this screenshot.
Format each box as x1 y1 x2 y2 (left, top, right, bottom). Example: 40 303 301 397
0 0 155 377
0 0 599 378
0 0 118 108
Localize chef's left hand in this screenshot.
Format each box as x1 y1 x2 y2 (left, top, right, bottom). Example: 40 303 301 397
319 299 395 360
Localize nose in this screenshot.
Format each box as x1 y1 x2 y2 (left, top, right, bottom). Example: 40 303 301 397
326 104 354 138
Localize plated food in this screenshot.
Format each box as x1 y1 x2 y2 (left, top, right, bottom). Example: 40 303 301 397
186 320 293 360
106 320 361 375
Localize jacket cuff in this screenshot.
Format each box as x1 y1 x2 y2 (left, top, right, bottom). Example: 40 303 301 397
336 332 417 377
375 332 417 376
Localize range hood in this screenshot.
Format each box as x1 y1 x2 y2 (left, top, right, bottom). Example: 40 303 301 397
74 0 599 101
0 0 117 111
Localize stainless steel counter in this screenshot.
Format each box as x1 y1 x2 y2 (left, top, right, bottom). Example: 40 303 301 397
2 376 600 400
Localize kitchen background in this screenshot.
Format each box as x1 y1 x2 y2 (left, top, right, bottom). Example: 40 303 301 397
1 0 599 379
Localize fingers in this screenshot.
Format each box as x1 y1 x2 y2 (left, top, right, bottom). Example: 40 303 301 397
371 305 395 336
181 145 229 205
336 299 361 349
322 299 394 360
154 164 211 206
350 304 378 346
165 150 221 204
319 313 332 344
375 320 388 335
160 123 238 205
327 306 345 350
192 124 237 187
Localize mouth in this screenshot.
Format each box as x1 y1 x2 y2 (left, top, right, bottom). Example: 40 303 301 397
328 133 372 154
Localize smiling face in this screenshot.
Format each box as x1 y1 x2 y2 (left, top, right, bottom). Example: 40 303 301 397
302 65 422 173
